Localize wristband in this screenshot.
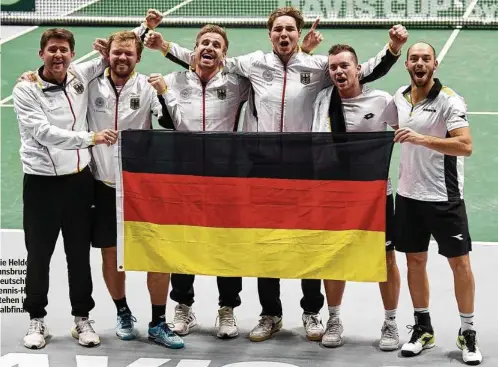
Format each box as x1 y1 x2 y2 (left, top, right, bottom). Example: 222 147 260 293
388 42 401 56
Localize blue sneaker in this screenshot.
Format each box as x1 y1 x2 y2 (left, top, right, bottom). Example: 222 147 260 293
148 321 184 349
116 313 137 340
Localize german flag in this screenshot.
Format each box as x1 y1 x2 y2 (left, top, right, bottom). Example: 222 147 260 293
116 131 394 282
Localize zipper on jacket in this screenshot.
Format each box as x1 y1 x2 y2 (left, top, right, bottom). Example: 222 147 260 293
280 64 288 131
202 83 206 131
114 90 122 130
107 76 126 130
63 90 80 172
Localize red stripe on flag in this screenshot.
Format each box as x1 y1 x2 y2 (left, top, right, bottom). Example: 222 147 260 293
122 172 387 232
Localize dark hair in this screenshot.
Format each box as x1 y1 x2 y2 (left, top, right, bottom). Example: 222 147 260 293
40 28 75 51
328 44 359 64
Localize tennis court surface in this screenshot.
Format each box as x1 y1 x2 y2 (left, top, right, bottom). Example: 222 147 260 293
1 0 497 366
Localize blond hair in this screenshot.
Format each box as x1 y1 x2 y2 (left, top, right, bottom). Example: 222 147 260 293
106 31 144 57
195 24 229 52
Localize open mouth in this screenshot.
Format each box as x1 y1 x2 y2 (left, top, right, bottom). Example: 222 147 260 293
201 53 214 61
415 71 426 78
279 41 289 47
336 76 347 84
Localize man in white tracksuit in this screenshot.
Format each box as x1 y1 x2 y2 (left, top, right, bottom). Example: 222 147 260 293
311 43 400 351
12 28 117 349
141 6 408 342
87 30 184 349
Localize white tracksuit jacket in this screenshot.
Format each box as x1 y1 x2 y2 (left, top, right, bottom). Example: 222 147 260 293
160 69 250 132
87 69 169 187
161 42 400 132
12 57 106 176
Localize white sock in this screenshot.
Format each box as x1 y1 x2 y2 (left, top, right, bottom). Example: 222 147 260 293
460 312 475 332
328 305 340 318
385 309 396 320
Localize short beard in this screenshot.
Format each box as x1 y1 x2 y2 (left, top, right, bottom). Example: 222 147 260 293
410 69 434 87
111 64 132 78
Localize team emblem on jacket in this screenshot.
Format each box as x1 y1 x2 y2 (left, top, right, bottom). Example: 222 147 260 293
217 87 227 100
73 81 84 94
95 97 105 108
130 96 140 110
263 69 274 82
180 88 192 99
300 72 311 85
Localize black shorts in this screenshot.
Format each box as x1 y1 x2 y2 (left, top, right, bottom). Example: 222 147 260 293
385 194 395 252
91 180 117 248
394 194 471 258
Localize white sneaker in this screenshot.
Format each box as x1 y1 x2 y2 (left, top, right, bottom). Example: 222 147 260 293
457 329 482 365
379 319 399 351
248 315 282 342
23 318 49 349
322 316 344 347
400 324 435 357
71 317 100 347
302 312 324 341
216 306 238 339
172 304 197 336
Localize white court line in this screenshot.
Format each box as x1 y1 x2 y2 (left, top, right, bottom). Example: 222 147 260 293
0 95 14 105
0 0 102 45
468 112 498 115
0 0 196 106
437 0 479 64
2 228 497 246
63 0 197 72
0 26 39 45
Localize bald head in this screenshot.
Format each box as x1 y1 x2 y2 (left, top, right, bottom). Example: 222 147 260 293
407 42 436 60
405 42 438 88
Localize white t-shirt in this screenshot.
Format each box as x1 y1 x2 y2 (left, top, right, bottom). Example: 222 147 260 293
312 84 395 194
383 79 469 202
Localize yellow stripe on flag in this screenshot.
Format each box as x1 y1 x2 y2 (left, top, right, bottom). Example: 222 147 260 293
122 222 387 282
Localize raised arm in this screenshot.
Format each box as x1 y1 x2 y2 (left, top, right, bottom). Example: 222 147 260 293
145 32 194 70
359 24 408 84
13 84 116 148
